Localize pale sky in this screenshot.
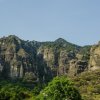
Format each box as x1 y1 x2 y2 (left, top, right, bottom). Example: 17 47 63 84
0 0 100 46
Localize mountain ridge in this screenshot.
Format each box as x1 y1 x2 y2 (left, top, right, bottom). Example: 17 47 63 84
0 35 99 83
0 35 92 47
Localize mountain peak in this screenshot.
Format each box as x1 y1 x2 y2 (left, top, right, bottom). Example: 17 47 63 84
55 38 67 43
8 35 20 40
4 35 22 44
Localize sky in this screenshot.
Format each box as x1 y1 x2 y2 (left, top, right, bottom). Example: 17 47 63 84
0 0 100 46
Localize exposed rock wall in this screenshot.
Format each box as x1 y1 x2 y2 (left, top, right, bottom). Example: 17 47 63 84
0 35 52 82
89 43 100 70
1 35 100 82
38 46 88 77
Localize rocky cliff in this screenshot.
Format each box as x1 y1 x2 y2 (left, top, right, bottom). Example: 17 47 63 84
0 35 52 82
37 38 90 77
89 42 100 71
0 35 98 83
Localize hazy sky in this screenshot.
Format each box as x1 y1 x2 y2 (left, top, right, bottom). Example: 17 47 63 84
0 0 100 46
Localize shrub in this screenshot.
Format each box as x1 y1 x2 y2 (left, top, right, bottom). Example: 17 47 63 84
36 76 82 100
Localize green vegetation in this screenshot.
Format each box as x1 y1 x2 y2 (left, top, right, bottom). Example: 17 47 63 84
0 81 33 100
0 76 82 100
41 38 81 52
0 80 46 100
72 70 100 100
36 76 82 100
0 70 100 100
78 45 91 60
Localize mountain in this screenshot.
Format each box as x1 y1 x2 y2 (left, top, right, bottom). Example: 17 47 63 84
0 35 98 83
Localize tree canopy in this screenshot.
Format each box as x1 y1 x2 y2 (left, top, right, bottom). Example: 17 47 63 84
36 76 82 100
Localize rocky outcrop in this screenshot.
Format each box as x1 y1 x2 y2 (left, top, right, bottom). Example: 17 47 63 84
0 35 52 82
89 43 100 70
37 44 89 77
0 35 98 82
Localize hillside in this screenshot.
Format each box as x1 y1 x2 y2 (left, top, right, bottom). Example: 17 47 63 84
72 69 100 100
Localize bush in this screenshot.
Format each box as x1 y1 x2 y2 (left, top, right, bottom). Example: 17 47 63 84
0 82 32 100
36 76 82 100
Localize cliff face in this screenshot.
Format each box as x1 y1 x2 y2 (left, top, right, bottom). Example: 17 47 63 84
38 46 89 77
0 35 52 82
89 42 100 71
0 35 98 82
37 38 90 77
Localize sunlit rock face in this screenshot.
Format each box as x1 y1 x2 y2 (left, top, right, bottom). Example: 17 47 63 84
89 43 100 71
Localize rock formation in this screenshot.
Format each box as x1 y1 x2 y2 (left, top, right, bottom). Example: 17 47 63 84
1 35 99 83
89 42 100 70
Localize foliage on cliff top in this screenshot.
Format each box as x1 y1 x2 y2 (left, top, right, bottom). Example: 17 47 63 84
40 38 81 52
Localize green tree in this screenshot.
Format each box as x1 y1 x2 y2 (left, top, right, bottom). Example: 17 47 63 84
0 82 32 100
37 76 82 100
